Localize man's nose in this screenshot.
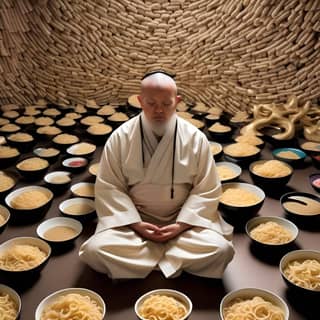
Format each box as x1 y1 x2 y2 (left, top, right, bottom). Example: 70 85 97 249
155 104 164 113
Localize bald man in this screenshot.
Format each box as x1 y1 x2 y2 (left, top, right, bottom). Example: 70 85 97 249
79 72 234 279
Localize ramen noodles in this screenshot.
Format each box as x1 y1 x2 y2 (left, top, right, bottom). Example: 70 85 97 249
0 124 20 133
15 116 35 125
250 221 293 244
223 296 285 320
87 123 112 135
40 293 103 320
284 259 320 291
221 188 260 206
0 244 46 271
235 134 263 146
35 117 54 126
108 112 129 122
0 173 15 192
139 294 187 320
0 291 18 320
53 134 79 144
276 151 300 159
8 132 33 142
81 116 104 126
217 166 237 181
37 126 61 136
10 189 50 209
17 157 48 171
252 160 292 178
224 143 259 157
0 146 19 158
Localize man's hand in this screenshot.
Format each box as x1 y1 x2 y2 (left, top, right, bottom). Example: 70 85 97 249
130 222 191 243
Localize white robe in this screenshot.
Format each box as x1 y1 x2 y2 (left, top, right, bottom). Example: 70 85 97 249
79 112 234 279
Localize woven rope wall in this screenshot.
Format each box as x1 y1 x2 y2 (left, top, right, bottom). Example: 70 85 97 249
0 0 319 113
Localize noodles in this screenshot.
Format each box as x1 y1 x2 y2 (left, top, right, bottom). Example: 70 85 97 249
0 291 18 320
108 113 128 122
185 118 205 129
10 189 50 209
235 134 263 146
81 116 104 126
217 166 237 181
208 122 231 133
276 151 300 159
221 188 260 206
17 157 48 171
70 142 96 155
250 221 293 244
284 259 320 291
223 296 285 320
252 160 292 178
0 244 46 271
37 126 61 135
53 134 79 144
0 173 15 192
224 143 259 157
87 124 112 135
8 132 33 142
0 146 19 158
41 293 103 320
139 294 187 320
64 203 94 215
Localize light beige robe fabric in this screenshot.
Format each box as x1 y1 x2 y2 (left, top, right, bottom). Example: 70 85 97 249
79 113 234 279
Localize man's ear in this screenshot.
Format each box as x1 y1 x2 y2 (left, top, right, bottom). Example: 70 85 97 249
176 95 182 104
137 95 142 104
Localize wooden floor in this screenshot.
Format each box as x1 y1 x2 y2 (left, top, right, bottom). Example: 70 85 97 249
0 125 319 320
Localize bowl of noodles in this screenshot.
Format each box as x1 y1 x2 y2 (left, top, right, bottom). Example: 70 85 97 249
246 216 298 252
215 161 241 183
59 197 96 221
220 288 289 320
280 192 320 228
0 284 21 320
223 142 261 167
249 160 293 191
0 204 10 234
279 249 320 296
134 289 192 320
0 237 51 278
5 186 53 223
219 182 265 224
272 148 306 168
16 156 50 181
35 287 106 320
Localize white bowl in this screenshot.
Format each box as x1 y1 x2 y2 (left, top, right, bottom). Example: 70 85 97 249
0 204 10 229
0 236 51 275
135 289 192 320
220 288 289 320
0 284 21 319
215 161 242 182
70 182 95 198
88 162 99 176
279 249 320 294
66 142 96 157
35 287 106 320
44 171 71 185
37 217 82 244
59 197 95 221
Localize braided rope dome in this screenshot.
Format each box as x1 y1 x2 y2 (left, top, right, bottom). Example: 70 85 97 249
0 0 319 112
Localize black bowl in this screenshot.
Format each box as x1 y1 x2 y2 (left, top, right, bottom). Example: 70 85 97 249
0 237 51 279
208 128 234 143
36 126 62 141
86 124 113 145
33 147 61 164
219 182 265 226
55 117 77 131
44 171 72 194
0 204 10 233
0 171 17 200
52 133 80 151
280 192 320 229
246 216 298 254
300 141 320 157
5 186 53 224
0 147 20 169
204 114 220 127
280 249 320 297
249 160 293 192
311 155 320 169
309 173 320 193
272 148 306 168
62 157 88 173
6 133 36 153
16 157 49 181
223 145 261 168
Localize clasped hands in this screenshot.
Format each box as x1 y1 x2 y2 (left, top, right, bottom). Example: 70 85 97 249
130 221 191 243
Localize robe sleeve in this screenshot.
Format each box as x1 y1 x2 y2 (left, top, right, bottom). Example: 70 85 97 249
94 132 142 232
176 136 233 237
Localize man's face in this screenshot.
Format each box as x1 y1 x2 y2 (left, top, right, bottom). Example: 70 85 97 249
138 87 180 126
